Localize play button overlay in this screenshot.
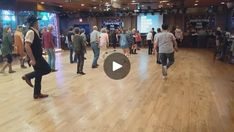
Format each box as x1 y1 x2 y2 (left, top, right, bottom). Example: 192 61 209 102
112 61 123 72
104 52 131 80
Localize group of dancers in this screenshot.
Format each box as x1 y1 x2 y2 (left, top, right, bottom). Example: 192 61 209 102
0 14 178 99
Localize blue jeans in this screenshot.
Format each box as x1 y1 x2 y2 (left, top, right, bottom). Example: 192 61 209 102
69 43 77 63
91 42 100 67
46 48 56 70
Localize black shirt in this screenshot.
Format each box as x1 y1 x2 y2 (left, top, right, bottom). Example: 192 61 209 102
67 31 74 43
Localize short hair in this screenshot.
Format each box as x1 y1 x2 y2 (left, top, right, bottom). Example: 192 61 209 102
80 28 85 33
162 24 168 30
48 25 53 31
69 26 73 31
74 27 80 34
93 26 98 30
101 28 107 33
157 28 161 32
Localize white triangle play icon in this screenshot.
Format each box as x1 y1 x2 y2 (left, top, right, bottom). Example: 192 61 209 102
112 61 123 72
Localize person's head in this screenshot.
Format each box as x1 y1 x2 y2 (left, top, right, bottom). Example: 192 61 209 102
162 24 169 30
27 15 40 30
136 30 140 34
69 26 73 31
132 28 136 33
152 28 155 31
48 25 53 32
93 26 98 31
74 27 80 34
101 28 107 33
217 27 221 31
157 28 161 33
3 27 11 34
16 25 23 32
80 28 85 34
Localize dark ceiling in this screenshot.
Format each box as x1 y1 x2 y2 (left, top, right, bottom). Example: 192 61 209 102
15 0 232 11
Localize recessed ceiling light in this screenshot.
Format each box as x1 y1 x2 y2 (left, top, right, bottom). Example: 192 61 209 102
59 5 63 7
40 2 45 4
81 4 85 6
132 0 136 3
194 3 198 6
195 0 199 2
93 6 97 9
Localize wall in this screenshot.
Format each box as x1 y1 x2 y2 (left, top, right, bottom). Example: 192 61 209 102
59 15 137 33
163 7 232 31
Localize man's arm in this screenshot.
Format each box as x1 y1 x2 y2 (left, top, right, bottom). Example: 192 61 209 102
172 37 178 52
25 42 36 66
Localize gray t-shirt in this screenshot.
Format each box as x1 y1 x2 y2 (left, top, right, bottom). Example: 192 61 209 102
155 31 176 53
90 30 100 43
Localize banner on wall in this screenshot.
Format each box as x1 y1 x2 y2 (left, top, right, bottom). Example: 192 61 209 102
102 19 123 30
187 17 215 29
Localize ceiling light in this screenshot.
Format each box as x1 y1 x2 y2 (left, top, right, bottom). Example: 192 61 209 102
167 3 170 6
160 0 169 3
132 0 136 3
59 5 63 7
93 6 97 9
40 2 45 4
81 4 85 6
194 3 198 6
221 2 225 5
195 0 199 2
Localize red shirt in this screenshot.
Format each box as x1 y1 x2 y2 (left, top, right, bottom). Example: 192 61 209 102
42 31 55 49
135 34 142 42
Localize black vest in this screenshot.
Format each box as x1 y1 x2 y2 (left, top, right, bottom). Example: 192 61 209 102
29 28 42 60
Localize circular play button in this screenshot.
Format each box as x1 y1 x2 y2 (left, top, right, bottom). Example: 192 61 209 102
104 52 131 80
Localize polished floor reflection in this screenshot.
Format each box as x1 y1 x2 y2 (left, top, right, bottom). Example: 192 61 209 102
0 48 234 132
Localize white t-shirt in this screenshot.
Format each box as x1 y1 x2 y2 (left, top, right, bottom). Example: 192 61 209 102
155 31 176 53
25 27 40 44
146 32 152 40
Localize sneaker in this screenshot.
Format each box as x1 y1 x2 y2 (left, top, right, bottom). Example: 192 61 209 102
21 65 27 69
51 69 58 72
92 66 98 68
163 76 168 80
9 70 16 74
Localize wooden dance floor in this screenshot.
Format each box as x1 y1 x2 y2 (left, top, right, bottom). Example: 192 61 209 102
0 48 234 132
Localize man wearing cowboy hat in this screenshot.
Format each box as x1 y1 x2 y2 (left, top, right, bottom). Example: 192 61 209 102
22 15 51 99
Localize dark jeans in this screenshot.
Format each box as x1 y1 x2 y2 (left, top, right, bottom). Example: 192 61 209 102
25 57 51 96
156 47 161 64
159 52 175 68
112 42 117 49
77 53 84 73
5 54 13 63
148 40 153 54
91 42 100 67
